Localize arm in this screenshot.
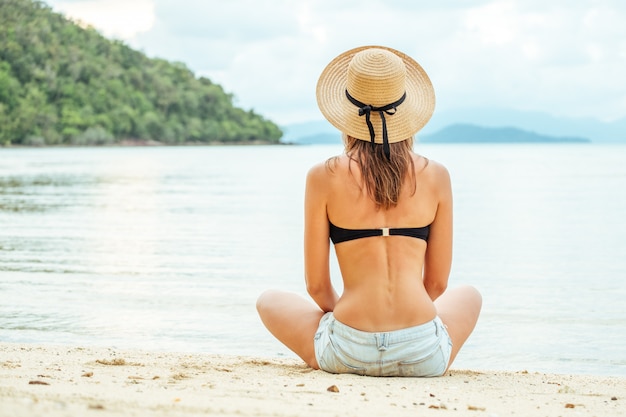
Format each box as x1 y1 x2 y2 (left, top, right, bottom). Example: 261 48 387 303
423 162 453 301
304 163 339 312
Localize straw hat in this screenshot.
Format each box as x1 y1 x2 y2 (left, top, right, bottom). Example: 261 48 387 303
316 45 435 146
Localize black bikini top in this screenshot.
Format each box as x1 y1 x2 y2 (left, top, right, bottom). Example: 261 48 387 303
329 220 430 245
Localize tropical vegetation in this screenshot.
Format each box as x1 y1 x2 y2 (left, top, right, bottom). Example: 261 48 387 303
0 0 283 146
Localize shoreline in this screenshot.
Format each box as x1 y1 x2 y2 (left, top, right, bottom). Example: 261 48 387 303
1 342 623 416
0 139 290 149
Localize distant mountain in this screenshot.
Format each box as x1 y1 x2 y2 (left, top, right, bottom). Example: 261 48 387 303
422 107 625 143
282 108 625 144
281 120 337 144
293 132 342 144
281 121 591 145
420 124 589 143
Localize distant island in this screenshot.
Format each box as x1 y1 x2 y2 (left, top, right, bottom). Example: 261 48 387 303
0 0 282 146
285 123 590 145
420 107 625 143
420 124 590 143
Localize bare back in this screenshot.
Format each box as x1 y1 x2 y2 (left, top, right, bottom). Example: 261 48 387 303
259 45 480 372
304 151 453 332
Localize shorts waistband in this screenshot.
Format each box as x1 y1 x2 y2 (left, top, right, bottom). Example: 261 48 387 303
326 314 444 346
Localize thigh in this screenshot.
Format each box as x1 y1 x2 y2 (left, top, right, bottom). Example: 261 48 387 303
434 285 482 368
256 290 325 368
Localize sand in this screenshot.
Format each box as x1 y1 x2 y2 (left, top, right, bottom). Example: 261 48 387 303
0 342 623 417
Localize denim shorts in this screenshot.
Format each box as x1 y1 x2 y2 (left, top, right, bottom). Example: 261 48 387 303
314 312 452 377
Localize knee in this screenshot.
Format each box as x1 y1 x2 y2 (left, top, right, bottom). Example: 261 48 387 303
450 285 482 315
465 285 483 314
256 289 281 314
464 285 482 300
256 290 271 313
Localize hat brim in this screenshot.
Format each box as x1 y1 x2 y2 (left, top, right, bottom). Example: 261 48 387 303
316 45 435 144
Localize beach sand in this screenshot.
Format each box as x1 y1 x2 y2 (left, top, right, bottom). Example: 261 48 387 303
0 342 623 417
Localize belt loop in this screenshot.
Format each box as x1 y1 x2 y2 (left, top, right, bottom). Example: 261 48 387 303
376 333 388 351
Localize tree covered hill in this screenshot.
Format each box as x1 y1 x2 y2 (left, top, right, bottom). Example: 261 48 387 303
0 0 282 146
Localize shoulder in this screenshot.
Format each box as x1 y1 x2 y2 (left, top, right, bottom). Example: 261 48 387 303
305 159 340 208
426 158 451 182
414 154 449 178
305 159 335 196
306 154 346 183
306 161 329 184
415 156 452 193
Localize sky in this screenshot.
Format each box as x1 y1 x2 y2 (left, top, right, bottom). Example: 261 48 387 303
45 0 626 127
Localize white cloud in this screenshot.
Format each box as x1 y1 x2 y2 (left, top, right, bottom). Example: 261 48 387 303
49 0 156 41
44 0 626 124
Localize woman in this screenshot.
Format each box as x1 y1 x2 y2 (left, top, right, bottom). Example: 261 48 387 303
257 46 481 377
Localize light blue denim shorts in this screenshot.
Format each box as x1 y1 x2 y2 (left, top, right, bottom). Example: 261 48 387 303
314 312 452 377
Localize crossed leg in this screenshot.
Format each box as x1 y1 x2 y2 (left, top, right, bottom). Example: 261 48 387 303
256 290 325 369
434 285 482 369
257 285 482 372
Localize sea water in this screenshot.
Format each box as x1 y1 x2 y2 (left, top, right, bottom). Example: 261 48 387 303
1 144 625 376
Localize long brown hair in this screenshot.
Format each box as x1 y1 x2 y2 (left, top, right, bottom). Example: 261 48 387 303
328 135 418 210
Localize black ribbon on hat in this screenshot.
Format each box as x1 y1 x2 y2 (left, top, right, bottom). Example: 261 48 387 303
345 90 406 159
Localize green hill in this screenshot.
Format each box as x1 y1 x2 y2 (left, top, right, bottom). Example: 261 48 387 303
0 0 282 146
